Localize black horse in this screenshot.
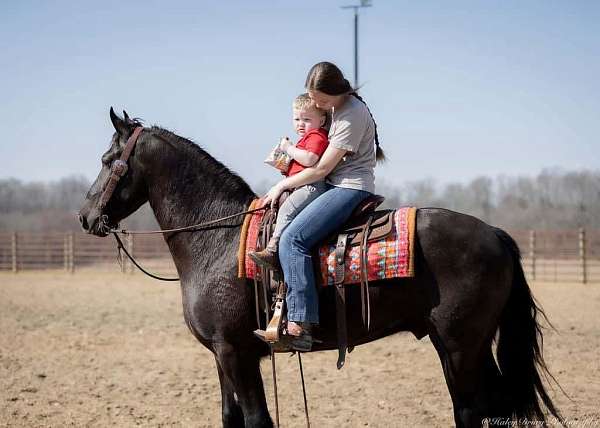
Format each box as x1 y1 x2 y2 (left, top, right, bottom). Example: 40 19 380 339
79 109 562 428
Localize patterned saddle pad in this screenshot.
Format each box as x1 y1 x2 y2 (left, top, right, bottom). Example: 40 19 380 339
238 201 416 285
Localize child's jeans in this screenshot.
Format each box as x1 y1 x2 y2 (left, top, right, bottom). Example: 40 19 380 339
271 181 328 243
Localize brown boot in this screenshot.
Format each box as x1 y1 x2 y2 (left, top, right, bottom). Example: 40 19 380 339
248 247 280 271
279 322 313 352
254 323 314 352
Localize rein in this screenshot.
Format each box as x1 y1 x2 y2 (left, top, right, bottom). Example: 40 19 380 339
107 205 267 282
106 206 266 235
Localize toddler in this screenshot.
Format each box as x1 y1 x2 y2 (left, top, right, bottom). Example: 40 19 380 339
249 93 329 269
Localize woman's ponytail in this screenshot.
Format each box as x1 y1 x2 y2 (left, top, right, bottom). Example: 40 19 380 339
350 92 386 163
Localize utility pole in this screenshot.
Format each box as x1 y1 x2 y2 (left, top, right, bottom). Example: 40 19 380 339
341 0 372 89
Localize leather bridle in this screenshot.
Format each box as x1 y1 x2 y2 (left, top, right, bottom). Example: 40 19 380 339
97 126 144 232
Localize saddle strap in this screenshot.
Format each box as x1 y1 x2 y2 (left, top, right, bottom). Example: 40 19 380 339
335 281 348 370
334 233 348 285
253 278 261 329
360 215 374 330
335 233 349 369
258 210 275 327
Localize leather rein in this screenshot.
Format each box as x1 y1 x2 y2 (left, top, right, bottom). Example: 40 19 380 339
97 126 266 281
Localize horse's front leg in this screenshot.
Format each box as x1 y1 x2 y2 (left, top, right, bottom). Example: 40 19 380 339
215 357 245 427
215 342 273 428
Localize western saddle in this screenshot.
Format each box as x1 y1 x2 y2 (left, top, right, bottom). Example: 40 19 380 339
253 193 393 368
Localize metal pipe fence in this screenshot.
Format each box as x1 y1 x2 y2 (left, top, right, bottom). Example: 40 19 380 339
1 229 599 283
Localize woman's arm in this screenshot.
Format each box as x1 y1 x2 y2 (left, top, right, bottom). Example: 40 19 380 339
263 145 347 207
285 144 319 167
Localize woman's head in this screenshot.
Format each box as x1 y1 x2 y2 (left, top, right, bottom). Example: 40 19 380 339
305 62 353 110
305 62 353 96
305 61 386 162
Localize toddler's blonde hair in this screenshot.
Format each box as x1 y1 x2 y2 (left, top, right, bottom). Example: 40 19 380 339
293 93 330 130
293 93 326 116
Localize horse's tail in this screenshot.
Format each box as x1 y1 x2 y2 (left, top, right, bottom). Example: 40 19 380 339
493 227 563 425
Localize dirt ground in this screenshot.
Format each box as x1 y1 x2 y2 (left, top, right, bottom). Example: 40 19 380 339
1 272 598 427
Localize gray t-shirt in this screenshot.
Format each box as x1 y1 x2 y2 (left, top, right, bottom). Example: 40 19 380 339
326 95 376 193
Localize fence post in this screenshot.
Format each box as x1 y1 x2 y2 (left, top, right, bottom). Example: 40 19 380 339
69 232 75 274
128 235 135 274
64 234 69 272
11 232 18 273
529 230 536 281
579 228 587 284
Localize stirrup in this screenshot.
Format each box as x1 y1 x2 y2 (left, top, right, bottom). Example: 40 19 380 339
254 298 285 343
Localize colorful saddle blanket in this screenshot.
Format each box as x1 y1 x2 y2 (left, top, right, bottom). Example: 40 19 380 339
238 200 416 285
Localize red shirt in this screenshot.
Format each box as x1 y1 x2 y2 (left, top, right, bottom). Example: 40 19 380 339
286 128 329 177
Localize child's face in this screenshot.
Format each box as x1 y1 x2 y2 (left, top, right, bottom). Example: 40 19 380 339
293 107 324 137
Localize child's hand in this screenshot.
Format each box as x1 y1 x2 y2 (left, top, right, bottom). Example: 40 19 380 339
279 137 292 154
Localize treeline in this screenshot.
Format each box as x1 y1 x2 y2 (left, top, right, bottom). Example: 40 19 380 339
0 176 92 232
1 169 599 232
375 168 600 230
0 176 158 232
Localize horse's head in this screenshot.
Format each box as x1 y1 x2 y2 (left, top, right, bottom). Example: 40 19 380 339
78 108 149 236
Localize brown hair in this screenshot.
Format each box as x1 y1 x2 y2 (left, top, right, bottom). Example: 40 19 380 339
305 62 385 162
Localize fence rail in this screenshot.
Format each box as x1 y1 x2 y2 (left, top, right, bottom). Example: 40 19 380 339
1 229 599 283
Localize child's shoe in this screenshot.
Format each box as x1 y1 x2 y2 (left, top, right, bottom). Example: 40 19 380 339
248 247 280 271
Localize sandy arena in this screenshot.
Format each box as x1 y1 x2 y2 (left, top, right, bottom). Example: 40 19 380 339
1 271 598 427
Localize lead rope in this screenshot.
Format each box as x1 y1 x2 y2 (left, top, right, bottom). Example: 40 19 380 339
269 350 311 428
298 352 311 427
271 349 280 427
112 232 179 281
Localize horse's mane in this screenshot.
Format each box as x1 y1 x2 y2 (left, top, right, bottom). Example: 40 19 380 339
148 125 255 197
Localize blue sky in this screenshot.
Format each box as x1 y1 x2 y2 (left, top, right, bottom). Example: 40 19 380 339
1 1 598 191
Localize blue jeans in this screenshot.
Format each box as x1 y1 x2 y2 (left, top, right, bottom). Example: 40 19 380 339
279 184 371 324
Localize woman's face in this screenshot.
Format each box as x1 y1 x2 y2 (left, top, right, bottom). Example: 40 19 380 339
308 90 345 111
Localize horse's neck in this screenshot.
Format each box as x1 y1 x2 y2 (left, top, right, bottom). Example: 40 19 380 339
143 136 255 276
147 173 252 231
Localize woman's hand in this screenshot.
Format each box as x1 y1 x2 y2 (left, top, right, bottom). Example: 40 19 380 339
279 137 292 154
262 181 287 209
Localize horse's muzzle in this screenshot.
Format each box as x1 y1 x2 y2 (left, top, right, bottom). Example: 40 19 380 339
78 210 110 237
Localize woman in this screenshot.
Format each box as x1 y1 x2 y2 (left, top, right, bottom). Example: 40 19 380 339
260 61 385 351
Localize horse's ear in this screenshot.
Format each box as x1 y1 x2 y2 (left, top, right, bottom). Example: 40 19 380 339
123 110 130 122
110 107 129 135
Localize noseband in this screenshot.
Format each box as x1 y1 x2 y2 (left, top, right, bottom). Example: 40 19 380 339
97 126 144 232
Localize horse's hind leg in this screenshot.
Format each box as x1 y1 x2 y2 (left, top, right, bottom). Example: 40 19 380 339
480 349 512 426
215 343 273 428
215 357 245 427
429 326 494 428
